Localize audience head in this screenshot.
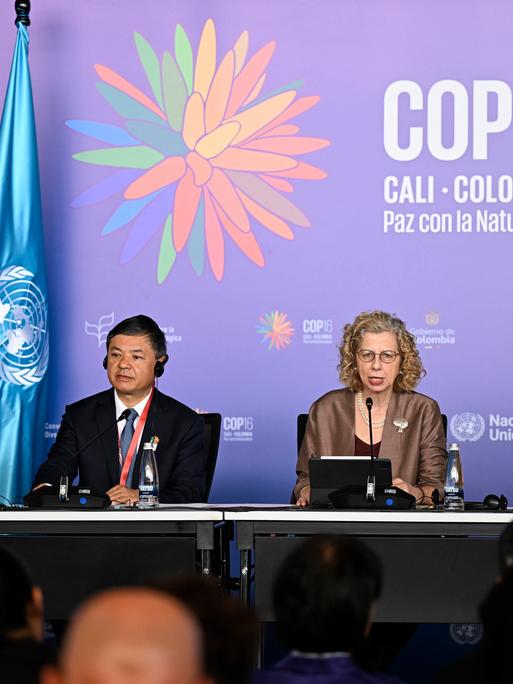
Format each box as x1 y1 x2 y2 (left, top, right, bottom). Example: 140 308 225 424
43 587 212 684
273 535 382 654
0 546 43 641
157 576 259 684
498 520 513 577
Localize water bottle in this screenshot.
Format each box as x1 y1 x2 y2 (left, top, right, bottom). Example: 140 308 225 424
444 443 464 511
138 442 159 508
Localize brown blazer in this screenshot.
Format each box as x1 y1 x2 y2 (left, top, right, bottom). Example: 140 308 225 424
294 388 447 501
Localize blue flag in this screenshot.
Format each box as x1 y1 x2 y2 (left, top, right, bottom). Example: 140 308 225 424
0 23 49 503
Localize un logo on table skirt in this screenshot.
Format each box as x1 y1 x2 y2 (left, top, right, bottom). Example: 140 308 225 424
0 266 48 386
449 623 483 645
450 412 486 442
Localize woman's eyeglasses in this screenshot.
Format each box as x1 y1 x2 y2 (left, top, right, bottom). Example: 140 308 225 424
357 350 400 364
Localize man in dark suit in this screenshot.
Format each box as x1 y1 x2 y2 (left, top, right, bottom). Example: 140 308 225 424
33 315 206 504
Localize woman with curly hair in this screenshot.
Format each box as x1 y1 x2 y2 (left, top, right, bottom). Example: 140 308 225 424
294 311 447 506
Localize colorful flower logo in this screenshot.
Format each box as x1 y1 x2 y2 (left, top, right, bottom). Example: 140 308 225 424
256 311 294 350
67 20 330 282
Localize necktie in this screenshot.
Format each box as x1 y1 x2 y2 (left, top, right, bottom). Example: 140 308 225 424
120 408 138 473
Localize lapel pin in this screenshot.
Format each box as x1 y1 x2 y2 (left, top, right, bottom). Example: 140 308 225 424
393 419 408 433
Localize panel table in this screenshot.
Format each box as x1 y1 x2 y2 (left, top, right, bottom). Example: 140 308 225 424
226 508 513 623
0 506 224 619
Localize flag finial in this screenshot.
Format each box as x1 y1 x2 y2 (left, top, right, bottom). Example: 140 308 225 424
15 0 30 26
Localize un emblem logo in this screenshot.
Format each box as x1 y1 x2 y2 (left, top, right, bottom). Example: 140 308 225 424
449 623 483 645
0 266 48 386
450 412 485 442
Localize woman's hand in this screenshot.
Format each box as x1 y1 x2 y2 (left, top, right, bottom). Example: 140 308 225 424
296 486 311 507
392 478 419 498
393 478 429 503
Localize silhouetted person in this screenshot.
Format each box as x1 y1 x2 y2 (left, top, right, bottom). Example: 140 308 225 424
159 575 259 684
438 520 513 682
253 535 403 683
0 546 55 684
41 587 213 684
498 517 513 576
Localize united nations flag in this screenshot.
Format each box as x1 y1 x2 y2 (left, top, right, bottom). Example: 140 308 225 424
0 19 49 502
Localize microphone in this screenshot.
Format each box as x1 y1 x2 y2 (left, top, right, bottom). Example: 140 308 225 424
72 408 131 462
25 409 132 509
329 396 415 510
34 408 131 486
365 397 375 502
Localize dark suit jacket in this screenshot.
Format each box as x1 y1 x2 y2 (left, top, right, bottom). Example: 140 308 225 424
294 388 447 501
0 638 56 684
33 388 207 503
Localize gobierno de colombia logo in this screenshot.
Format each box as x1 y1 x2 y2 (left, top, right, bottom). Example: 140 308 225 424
67 20 330 282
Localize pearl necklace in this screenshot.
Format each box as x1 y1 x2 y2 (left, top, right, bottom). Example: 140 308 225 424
356 392 387 429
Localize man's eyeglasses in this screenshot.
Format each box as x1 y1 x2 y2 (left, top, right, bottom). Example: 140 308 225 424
357 350 400 364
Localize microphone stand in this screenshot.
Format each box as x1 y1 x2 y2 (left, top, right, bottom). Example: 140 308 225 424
328 395 415 511
58 408 132 463
33 409 131 489
58 475 69 503
25 409 133 509
365 397 376 502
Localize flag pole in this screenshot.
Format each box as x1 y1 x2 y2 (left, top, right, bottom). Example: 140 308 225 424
15 0 31 26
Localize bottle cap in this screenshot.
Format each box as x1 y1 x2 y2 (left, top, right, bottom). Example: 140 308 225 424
142 442 153 450
448 443 459 450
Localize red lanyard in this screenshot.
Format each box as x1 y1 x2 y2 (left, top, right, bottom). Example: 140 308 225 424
119 387 154 486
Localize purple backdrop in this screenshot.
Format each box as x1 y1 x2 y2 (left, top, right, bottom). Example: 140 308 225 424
0 0 511 502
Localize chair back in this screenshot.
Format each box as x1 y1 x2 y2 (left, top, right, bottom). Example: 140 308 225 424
297 413 308 454
202 413 222 501
442 414 448 439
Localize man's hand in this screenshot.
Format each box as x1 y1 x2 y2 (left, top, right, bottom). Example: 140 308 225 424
32 483 52 491
106 485 139 505
296 485 311 507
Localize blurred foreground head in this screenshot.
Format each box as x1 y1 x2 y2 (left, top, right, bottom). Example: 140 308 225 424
274 535 382 654
0 546 44 641
159 575 259 684
42 587 213 684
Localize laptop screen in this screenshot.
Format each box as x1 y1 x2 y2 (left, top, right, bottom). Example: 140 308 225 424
309 456 392 508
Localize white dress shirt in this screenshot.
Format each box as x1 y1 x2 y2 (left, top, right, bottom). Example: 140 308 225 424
114 389 153 462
